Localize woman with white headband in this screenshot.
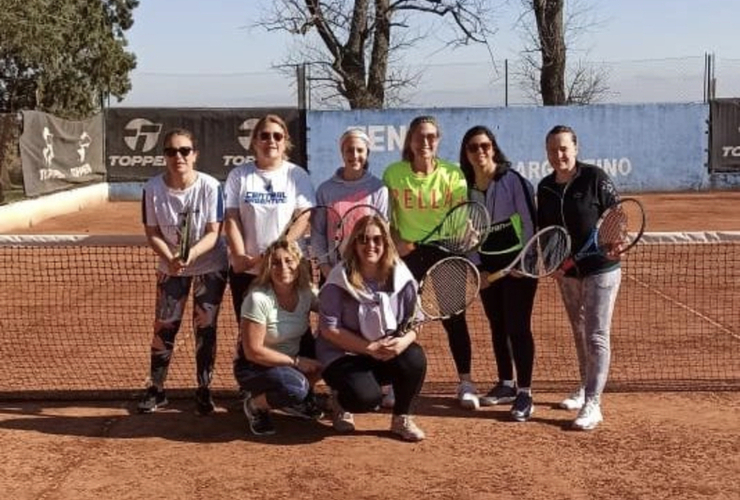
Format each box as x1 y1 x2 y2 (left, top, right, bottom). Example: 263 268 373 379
312 128 390 279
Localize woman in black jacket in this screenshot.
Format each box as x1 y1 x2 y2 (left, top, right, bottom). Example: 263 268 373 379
537 125 622 431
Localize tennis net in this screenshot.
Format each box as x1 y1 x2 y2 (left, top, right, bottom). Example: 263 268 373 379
0 232 738 399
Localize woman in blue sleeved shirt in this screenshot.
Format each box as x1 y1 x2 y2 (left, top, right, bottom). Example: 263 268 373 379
459 125 538 422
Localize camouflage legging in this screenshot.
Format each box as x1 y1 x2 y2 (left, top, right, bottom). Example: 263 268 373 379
147 269 228 389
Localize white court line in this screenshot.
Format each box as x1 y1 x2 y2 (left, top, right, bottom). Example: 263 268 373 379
626 275 740 341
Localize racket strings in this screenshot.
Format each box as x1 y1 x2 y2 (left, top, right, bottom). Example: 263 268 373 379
438 203 490 253
419 258 479 318
598 200 645 254
520 228 570 276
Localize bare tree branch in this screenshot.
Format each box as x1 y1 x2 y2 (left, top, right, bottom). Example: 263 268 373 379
256 0 497 109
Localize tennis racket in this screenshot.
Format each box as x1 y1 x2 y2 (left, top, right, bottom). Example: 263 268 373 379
486 225 571 283
396 256 480 336
178 208 194 262
560 197 646 271
281 205 342 286
415 201 490 254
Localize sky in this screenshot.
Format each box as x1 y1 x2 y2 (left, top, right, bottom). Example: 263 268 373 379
118 0 739 108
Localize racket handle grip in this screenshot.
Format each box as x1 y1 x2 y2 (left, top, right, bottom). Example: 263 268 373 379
486 269 508 283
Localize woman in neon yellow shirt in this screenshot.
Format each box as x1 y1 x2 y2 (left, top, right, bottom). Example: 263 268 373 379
383 115 479 409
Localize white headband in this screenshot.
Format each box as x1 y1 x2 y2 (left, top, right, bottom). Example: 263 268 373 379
339 129 372 149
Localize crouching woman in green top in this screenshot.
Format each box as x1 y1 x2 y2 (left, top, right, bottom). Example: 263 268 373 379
234 239 323 436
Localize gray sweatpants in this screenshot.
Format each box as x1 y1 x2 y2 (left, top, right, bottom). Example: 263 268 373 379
557 268 621 401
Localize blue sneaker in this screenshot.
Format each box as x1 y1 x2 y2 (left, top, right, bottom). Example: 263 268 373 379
479 382 517 406
510 392 534 422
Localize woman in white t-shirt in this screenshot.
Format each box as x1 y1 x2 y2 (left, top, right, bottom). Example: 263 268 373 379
224 114 315 322
138 128 229 416
234 239 323 436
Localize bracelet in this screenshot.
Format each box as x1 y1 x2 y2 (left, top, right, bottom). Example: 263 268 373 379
292 356 300 368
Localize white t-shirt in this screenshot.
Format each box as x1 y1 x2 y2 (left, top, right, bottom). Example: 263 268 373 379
142 172 228 276
240 285 316 357
224 160 315 274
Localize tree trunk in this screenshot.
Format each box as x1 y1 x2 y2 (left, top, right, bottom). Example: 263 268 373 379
533 0 566 105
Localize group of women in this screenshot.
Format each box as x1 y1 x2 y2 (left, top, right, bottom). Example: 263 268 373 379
136 114 623 440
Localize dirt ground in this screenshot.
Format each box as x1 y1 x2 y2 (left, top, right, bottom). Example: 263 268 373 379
1 190 739 499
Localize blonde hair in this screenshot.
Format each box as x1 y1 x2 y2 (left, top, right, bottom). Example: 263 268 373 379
253 238 311 291
249 114 294 159
341 215 399 290
401 115 440 163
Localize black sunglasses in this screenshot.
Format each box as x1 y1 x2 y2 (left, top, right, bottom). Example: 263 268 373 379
163 147 194 158
258 131 285 142
358 234 384 246
466 142 492 154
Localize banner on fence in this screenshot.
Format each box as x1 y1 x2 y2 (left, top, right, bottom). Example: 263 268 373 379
710 98 740 173
19 111 104 197
105 108 306 182
306 104 710 192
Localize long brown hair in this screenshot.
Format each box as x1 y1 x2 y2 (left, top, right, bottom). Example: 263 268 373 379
341 215 399 290
401 115 440 163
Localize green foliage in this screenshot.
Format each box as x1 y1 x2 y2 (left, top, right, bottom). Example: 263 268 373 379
0 0 138 119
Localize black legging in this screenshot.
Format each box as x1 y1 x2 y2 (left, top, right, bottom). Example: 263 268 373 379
479 275 537 387
402 244 472 375
228 268 256 323
322 343 427 415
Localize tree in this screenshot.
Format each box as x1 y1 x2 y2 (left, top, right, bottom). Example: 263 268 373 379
0 0 138 118
518 0 608 105
257 0 496 109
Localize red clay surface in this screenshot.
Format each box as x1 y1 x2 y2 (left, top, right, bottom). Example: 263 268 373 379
1 190 739 499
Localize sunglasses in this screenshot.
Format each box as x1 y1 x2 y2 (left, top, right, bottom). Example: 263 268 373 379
258 131 285 142
466 142 493 154
163 147 194 158
358 234 384 246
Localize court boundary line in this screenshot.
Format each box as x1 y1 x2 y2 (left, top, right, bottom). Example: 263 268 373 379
626 275 740 341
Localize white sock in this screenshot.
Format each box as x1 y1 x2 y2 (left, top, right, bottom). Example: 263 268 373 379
502 380 515 388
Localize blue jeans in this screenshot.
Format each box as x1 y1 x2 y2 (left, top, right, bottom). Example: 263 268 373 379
234 360 310 409
557 268 621 400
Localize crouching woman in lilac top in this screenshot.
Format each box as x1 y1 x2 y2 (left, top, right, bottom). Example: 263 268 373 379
317 215 427 442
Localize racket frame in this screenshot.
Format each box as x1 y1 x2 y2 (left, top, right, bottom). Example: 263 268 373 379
415 200 491 254
486 225 571 283
397 256 480 336
562 197 646 270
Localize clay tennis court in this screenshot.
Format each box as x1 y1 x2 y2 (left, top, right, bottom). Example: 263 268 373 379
1 191 739 499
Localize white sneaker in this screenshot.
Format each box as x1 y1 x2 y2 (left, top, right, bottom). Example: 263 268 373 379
457 380 480 410
390 414 425 442
559 387 585 411
381 386 395 409
572 398 603 431
331 392 355 434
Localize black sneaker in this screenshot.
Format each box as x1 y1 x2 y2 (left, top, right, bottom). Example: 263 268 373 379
195 387 215 415
137 386 167 413
282 392 324 420
243 397 276 436
510 392 534 422
479 382 517 406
